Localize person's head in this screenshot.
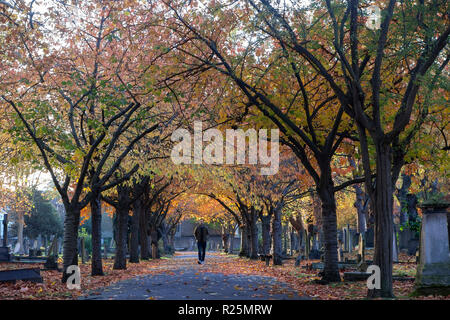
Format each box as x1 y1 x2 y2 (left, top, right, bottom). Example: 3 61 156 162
199 219 204 225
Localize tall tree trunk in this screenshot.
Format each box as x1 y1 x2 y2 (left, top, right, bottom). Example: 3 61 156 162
129 202 140 263
272 206 283 265
221 228 229 253
248 209 258 260
239 225 248 257
260 214 271 256
168 232 175 254
114 206 129 270
62 205 81 283
282 223 288 254
368 143 394 298
17 219 25 254
160 223 172 255
290 228 297 254
138 198 150 260
228 229 234 254
90 195 104 275
354 184 368 234
150 226 159 259
318 169 341 282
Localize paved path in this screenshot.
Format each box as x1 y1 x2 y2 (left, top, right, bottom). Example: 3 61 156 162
79 252 308 300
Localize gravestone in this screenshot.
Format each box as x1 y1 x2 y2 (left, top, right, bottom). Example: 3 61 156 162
346 225 353 253
415 205 450 295
44 237 59 270
0 246 10 262
338 247 344 262
365 227 374 247
308 248 321 260
344 271 371 282
342 227 348 251
337 230 343 243
0 268 43 283
2 212 8 247
399 228 416 250
1 212 10 262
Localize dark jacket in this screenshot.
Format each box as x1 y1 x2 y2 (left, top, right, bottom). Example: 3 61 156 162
194 224 209 242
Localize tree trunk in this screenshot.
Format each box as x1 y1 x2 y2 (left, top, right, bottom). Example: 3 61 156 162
290 228 297 254
160 223 173 255
272 206 283 265
150 226 159 259
129 202 140 263
228 230 234 254
239 225 248 257
62 205 80 283
318 174 341 282
168 232 175 254
138 198 150 260
282 223 288 254
222 230 229 253
90 195 104 275
248 210 259 260
17 220 25 254
368 142 394 298
113 206 129 270
260 214 271 256
354 184 368 234
297 230 303 251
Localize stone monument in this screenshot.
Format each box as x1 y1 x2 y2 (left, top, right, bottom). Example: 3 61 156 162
415 202 450 295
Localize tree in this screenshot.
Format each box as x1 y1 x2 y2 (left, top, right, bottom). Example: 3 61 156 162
1 0 177 279
24 189 63 243
187 0 447 296
163 0 370 281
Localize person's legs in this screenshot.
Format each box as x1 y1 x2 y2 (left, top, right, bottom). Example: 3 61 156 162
197 241 202 264
201 241 206 262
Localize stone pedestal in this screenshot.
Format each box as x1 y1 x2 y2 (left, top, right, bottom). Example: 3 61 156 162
0 246 11 262
415 205 450 295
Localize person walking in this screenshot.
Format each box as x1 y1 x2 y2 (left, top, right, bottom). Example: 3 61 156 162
194 220 209 264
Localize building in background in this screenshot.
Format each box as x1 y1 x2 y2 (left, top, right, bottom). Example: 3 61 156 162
174 219 240 252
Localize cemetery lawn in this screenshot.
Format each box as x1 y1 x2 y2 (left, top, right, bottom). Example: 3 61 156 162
0 252 449 300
